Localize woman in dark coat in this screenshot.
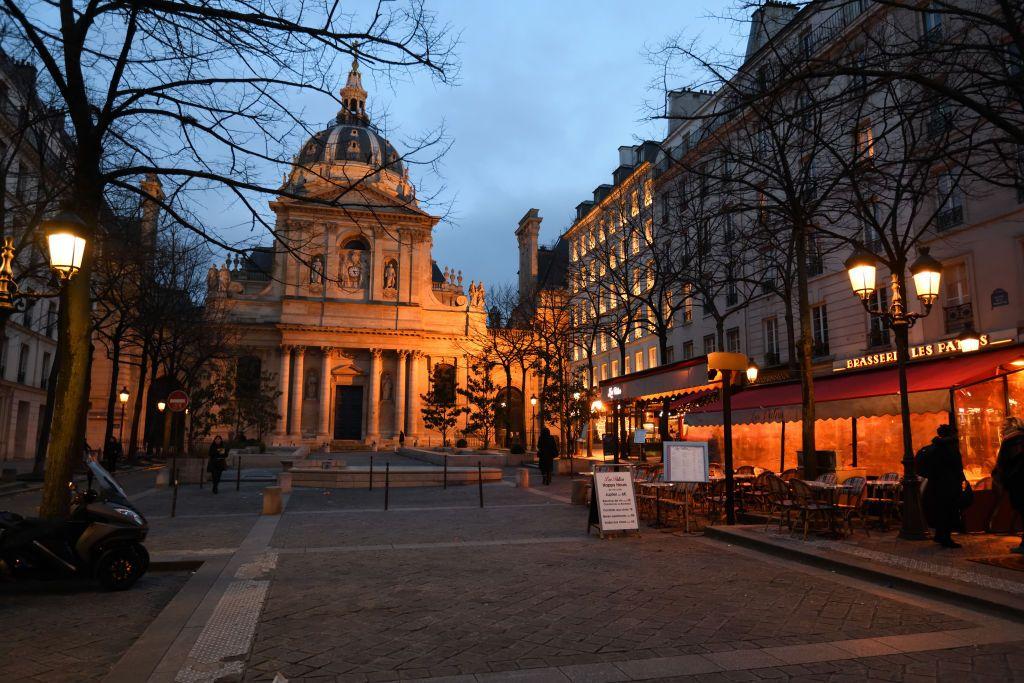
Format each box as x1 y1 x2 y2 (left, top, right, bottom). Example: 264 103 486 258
994 417 1024 553
919 424 967 548
536 427 558 486
207 436 227 494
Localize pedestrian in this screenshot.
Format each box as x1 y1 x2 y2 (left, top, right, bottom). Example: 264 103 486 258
103 435 122 473
207 435 228 494
917 423 968 548
399 430 405 448
537 426 558 486
994 417 1024 554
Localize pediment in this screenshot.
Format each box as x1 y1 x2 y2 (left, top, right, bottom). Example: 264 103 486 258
330 351 365 377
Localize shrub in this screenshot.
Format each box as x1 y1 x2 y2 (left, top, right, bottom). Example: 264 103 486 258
456 438 468 448
510 442 525 455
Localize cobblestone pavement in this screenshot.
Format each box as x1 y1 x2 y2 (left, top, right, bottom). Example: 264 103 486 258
0 572 189 682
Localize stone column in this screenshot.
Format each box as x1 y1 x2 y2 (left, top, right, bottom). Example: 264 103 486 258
318 347 334 439
276 345 291 435
406 351 423 438
394 350 408 438
289 346 305 436
366 348 382 441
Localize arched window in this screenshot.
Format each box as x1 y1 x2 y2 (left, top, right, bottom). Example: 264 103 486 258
344 237 369 250
432 363 456 405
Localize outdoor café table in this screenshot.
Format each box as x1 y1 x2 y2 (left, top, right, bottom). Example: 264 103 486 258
640 481 674 528
803 480 853 536
864 479 901 529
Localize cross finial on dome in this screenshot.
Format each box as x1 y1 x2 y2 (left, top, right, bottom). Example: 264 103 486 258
339 50 368 124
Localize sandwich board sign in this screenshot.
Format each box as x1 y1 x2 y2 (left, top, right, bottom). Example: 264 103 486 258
663 441 710 483
587 463 639 538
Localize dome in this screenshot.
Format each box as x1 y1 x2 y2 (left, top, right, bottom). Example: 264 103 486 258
294 57 404 177
296 121 404 175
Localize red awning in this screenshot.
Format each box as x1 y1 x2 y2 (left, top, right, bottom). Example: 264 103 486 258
684 343 1024 426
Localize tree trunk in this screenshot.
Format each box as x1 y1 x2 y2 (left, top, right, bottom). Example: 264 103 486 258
102 332 123 449
793 221 816 464
783 293 798 374
39 240 95 519
128 338 149 458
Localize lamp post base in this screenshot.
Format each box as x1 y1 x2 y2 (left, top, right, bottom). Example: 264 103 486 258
898 476 929 540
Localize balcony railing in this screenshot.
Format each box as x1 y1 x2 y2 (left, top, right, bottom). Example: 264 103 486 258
812 341 830 358
936 205 963 232
764 351 780 367
867 327 890 348
944 302 973 334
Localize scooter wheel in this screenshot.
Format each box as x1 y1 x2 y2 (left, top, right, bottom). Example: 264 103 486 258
132 543 150 574
95 546 144 591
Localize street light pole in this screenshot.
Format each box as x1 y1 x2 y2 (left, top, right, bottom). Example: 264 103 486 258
530 395 537 450
845 247 945 540
118 386 129 451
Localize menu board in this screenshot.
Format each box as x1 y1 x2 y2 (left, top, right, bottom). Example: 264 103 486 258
663 441 709 483
593 470 639 532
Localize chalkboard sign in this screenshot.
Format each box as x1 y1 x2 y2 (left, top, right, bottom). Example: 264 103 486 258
587 464 639 537
663 441 710 483
992 288 1009 308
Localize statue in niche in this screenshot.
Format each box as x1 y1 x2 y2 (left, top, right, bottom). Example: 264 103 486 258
380 371 393 401
309 255 325 285
383 259 398 290
304 368 319 400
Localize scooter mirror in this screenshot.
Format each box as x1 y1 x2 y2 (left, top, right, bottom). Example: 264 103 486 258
68 481 77 492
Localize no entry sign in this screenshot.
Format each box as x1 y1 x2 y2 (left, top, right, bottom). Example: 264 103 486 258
167 390 189 412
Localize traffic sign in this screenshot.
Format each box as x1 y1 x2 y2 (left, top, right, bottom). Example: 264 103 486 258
167 390 189 412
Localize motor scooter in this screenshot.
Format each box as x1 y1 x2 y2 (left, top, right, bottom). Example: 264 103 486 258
0 459 149 590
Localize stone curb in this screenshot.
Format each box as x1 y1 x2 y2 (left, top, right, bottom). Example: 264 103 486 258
704 525 1024 622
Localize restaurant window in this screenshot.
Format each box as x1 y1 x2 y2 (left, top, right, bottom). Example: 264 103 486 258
703 334 716 355
868 287 890 347
635 350 643 372
682 341 693 360
936 167 964 230
648 346 657 369
943 261 973 334
726 327 741 353
611 360 619 377
812 304 829 357
764 317 780 365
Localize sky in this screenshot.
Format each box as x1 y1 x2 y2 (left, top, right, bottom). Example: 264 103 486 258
218 1 743 289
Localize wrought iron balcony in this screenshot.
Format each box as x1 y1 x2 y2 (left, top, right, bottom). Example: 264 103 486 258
944 302 973 334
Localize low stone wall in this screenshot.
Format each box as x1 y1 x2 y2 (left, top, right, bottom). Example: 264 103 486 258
399 447 524 468
289 465 503 489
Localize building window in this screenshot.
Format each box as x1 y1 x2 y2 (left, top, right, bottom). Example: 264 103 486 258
703 334 716 355
726 327 741 353
624 356 631 374
635 350 644 373
45 301 56 338
764 318 780 365
611 360 619 377
868 287 891 347
927 98 953 137
811 304 829 357
601 363 608 381
862 204 883 252
236 356 262 398
682 284 693 323
936 168 964 230
681 341 692 360
648 346 657 369
807 235 824 276
943 261 973 333
41 352 51 390
855 121 874 160
922 3 943 43
17 343 29 384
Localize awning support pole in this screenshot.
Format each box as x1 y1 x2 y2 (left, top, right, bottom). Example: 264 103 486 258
780 420 786 473
851 416 858 468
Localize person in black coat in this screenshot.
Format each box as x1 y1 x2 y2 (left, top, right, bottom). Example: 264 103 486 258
103 435 123 473
207 435 227 494
536 426 558 486
918 424 967 548
994 417 1024 553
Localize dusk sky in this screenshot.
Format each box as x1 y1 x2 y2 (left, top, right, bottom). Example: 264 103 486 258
215 1 742 289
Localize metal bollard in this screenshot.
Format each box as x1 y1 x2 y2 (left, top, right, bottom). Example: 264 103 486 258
443 454 448 490
384 462 390 510
369 455 374 491
199 459 204 489
171 468 179 518
478 461 484 508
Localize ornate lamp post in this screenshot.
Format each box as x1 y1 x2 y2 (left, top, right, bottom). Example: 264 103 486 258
844 246 944 540
590 399 604 460
0 211 88 321
532 395 540 448
607 386 622 462
118 386 130 450
572 391 581 455
706 351 756 524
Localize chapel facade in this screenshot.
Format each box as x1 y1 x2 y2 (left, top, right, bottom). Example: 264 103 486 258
209 60 488 448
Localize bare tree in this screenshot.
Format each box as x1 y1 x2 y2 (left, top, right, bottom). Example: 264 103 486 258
3 0 457 517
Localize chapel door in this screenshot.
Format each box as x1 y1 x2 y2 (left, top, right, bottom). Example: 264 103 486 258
334 385 364 440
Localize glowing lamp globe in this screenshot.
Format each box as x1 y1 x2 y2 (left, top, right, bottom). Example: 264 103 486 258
844 248 877 300
910 247 942 306
956 324 981 353
42 211 88 280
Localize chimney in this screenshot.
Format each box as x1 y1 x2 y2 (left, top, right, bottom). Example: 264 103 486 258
140 173 163 247
666 89 714 136
745 1 799 62
515 208 542 301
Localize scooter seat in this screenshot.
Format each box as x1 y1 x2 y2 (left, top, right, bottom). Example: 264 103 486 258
0 511 24 528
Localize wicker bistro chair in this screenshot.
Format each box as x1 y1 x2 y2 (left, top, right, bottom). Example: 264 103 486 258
864 476 902 529
735 465 756 476
763 474 796 531
780 468 800 482
789 479 837 540
815 472 838 485
835 477 869 537
709 462 725 479
745 471 775 513
703 478 730 525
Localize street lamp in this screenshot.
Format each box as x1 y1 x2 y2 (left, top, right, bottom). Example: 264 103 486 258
530 395 538 450
956 324 981 353
844 245 943 540
607 386 622 462
746 361 759 383
118 386 129 452
157 401 166 413
707 351 750 525
0 211 88 320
